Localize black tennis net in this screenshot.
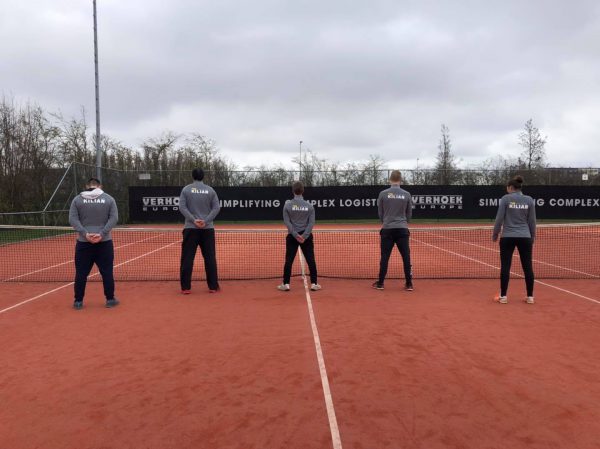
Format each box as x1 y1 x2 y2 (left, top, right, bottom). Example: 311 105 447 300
0 224 598 282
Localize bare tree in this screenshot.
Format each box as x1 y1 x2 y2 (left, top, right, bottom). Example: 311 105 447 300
363 154 387 185
518 119 547 170
434 124 459 184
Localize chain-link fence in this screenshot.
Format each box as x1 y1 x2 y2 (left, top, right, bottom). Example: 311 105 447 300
1 163 598 225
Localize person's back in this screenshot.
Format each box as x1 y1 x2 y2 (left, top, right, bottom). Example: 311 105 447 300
68 178 119 309
494 191 536 239
492 175 536 304
179 168 221 294
179 181 220 229
373 170 413 291
69 189 118 241
278 181 320 292
283 196 314 237
377 185 412 229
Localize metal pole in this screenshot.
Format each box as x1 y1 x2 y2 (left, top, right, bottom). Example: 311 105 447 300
299 140 302 180
93 0 102 181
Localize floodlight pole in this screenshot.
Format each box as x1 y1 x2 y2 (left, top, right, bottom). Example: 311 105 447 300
93 0 102 181
299 140 303 179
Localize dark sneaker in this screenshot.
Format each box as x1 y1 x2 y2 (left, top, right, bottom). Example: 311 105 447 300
372 282 384 290
209 287 220 293
105 298 120 308
405 283 414 291
73 301 83 310
181 289 191 295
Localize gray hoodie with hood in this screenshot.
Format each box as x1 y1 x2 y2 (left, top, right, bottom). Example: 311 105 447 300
69 188 119 242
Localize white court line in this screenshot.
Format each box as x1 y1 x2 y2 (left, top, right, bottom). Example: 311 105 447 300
419 230 599 279
534 280 600 305
299 251 343 449
3 232 168 282
412 237 600 306
0 239 181 315
0 283 74 315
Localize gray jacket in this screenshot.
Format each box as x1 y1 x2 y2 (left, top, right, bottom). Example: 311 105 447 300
377 185 412 229
283 195 315 239
69 188 118 242
179 181 220 229
493 191 536 240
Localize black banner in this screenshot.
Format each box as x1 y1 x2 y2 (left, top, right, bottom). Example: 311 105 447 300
128 185 600 222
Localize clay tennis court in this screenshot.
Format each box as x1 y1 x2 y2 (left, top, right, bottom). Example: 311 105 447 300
1 223 599 449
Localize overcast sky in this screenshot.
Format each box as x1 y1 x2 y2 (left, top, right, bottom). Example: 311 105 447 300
2 0 600 169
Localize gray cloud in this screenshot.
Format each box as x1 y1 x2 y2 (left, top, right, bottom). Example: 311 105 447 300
2 0 599 169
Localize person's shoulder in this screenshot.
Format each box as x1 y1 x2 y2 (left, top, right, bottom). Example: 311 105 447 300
70 196 82 209
102 192 116 201
400 187 411 196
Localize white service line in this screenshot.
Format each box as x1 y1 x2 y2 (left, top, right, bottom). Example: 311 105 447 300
412 237 600 306
0 239 181 315
299 251 343 449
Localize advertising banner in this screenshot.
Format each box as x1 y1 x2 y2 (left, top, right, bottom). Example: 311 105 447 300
129 185 600 222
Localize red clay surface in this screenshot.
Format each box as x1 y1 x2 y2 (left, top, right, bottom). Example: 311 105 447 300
1 278 599 449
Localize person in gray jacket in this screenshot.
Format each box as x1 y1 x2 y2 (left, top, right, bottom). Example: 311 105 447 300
492 175 536 304
278 181 321 292
179 168 221 294
373 170 413 291
68 177 119 309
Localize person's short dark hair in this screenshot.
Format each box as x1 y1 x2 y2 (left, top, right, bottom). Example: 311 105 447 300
192 168 204 181
389 170 401 183
507 175 524 190
292 181 304 195
87 177 101 186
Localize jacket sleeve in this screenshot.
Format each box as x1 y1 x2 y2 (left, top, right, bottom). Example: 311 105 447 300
101 198 119 239
405 194 412 222
302 205 315 238
528 198 537 242
69 198 87 238
179 189 195 222
377 193 384 221
205 190 221 223
283 203 296 237
492 197 507 240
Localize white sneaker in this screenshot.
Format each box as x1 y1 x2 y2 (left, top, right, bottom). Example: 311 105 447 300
496 295 508 304
526 296 535 304
310 283 322 291
277 283 290 291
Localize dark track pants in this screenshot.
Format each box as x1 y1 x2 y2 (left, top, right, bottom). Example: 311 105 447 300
74 240 115 302
499 237 534 297
378 228 412 284
283 233 318 284
180 228 219 290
